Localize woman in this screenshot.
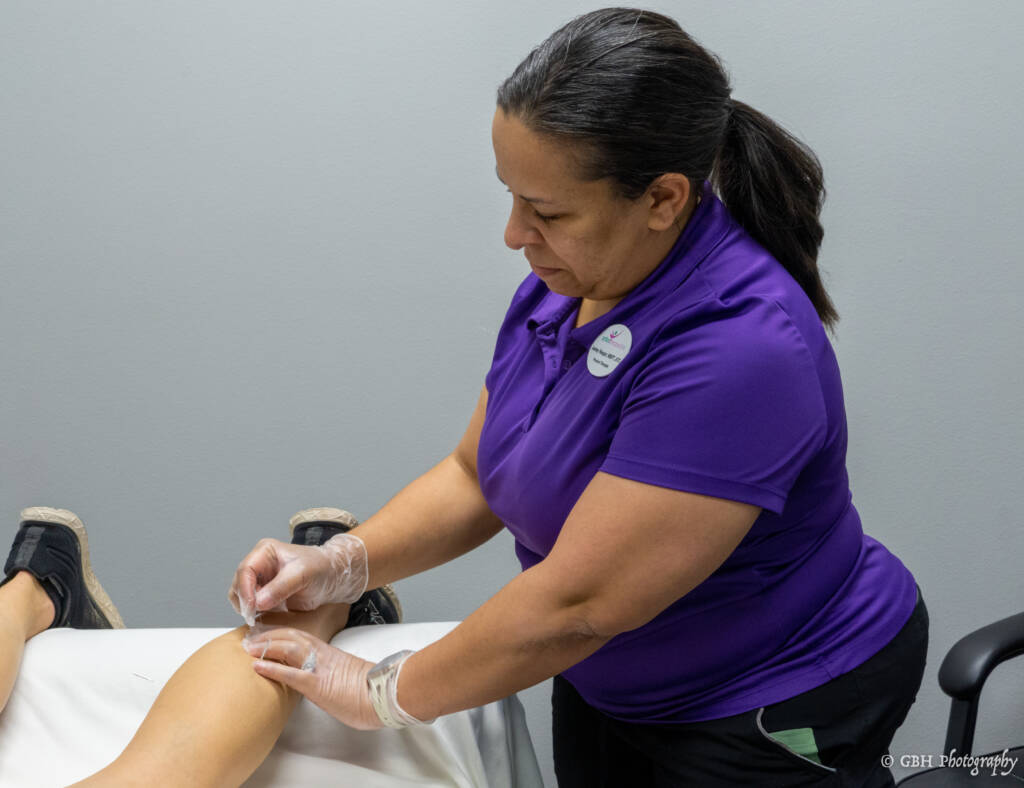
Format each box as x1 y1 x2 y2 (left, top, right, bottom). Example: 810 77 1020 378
228 8 928 786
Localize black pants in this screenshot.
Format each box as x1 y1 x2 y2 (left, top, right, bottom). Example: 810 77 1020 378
553 588 929 787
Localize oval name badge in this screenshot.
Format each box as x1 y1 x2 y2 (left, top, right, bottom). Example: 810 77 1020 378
587 324 632 377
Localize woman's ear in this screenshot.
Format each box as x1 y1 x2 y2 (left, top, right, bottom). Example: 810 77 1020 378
646 174 691 232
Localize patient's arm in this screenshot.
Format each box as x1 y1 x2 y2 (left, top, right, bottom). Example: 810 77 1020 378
69 602 352 788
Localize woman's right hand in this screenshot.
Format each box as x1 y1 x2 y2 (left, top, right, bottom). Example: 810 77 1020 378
228 534 369 623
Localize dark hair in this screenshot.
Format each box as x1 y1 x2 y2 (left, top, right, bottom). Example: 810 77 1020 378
496 8 839 333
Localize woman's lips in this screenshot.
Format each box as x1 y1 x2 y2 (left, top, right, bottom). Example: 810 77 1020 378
530 263 560 275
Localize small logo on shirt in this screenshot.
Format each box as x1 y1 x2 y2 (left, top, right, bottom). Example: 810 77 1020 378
602 330 627 350
588 324 632 378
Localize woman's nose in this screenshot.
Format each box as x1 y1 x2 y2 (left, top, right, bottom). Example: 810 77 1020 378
504 207 537 250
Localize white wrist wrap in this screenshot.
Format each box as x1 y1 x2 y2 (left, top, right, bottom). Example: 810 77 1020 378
366 650 434 728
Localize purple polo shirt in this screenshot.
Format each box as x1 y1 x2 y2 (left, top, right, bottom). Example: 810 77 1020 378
478 180 918 723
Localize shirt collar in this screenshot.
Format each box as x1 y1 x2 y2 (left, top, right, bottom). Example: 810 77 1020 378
525 180 729 341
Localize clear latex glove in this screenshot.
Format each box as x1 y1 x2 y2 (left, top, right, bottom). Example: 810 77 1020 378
243 626 386 730
227 534 368 620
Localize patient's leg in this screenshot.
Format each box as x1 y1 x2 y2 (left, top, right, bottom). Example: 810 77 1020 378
0 572 55 712
69 602 352 788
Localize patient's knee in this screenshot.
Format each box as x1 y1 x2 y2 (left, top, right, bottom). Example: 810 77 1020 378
239 603 352 642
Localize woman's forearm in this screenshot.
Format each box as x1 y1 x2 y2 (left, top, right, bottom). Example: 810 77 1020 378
395 560 613 722
351 453 504 591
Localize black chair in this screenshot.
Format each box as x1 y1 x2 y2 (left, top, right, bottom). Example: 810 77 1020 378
897 610 1024 785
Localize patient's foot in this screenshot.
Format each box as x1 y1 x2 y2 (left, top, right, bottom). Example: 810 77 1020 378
1 507 125 630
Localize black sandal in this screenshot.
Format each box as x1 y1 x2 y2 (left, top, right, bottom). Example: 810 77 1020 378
1 507 125 629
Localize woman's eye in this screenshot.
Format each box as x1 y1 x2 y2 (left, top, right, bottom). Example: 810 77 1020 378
504 188 561 223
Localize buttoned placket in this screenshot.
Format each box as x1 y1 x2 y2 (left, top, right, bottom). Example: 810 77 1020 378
522 305 586 432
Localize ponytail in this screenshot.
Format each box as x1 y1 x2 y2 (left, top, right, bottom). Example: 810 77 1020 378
714 100 839 332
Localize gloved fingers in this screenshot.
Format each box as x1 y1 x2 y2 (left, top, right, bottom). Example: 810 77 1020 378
251 650 319 697
231 535 369 623
230 539 288 617
241 620 282 654
245 630 382 730
228 565 263 623
244 628 318 668
253 557 317 612
227 564 249 616
227 583 241 616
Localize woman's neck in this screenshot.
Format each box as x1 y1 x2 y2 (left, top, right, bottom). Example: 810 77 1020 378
574 299 614 329
574 187 702 330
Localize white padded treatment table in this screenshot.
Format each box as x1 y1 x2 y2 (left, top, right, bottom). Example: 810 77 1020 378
0 621 543 787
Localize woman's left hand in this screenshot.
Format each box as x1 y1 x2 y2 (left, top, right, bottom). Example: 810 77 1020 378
243 627 383 730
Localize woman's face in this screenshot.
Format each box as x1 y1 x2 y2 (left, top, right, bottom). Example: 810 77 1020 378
491 108 686 304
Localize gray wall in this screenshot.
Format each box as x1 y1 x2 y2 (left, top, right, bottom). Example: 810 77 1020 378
2 1 1021 784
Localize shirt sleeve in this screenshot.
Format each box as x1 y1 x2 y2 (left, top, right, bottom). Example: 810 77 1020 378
599 300 827 515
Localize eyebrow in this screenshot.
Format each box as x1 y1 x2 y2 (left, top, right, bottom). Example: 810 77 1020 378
495 167 556 205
